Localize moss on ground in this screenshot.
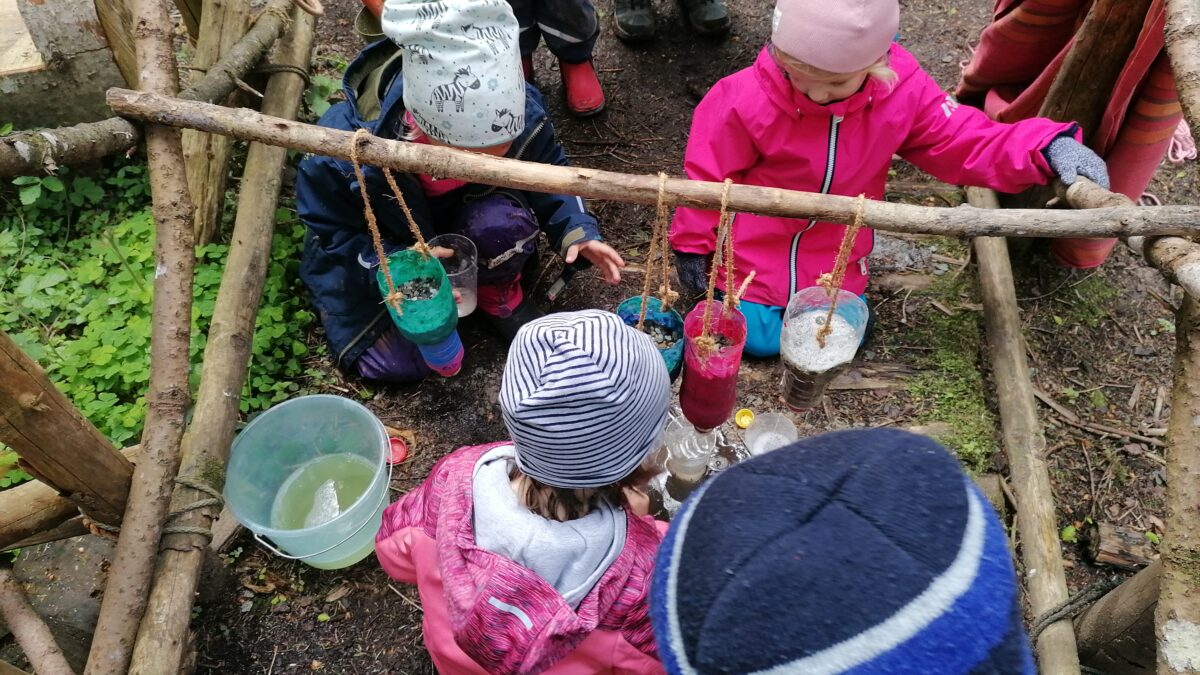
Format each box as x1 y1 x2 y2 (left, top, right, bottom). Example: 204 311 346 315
905 273 996 472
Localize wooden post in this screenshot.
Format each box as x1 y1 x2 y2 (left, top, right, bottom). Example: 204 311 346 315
0 564 75 675
0 0 292 178
1158 295 1200 674
0 446 139 551
103 89 1200 239
128 10 316 672
0 331 132 524
83 0 197 670
172 0 203 40
182 0 251 244
93 0 138 87
1041 0 1155 142
1165 0 1200 142
970 187 1081 674
1076 561 1160 675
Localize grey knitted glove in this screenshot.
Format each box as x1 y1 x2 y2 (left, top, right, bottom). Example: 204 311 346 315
673 251 711 294
1044 136 1110 189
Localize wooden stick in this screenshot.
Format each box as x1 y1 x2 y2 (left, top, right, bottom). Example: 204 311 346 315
94 0 138 87
0 446 140 551
83 0 198 671
1089 522 1158 570
970 187 1081 675
1042 0 1155 142
103 89 1200 239
1075 560 1159 675
0 0 291 178
0 330 133 525
0 564 76 675
1165 0 1200 145
127 11 316 675
1059 179 1200 300
182 0 251 244
1158 294 1200 674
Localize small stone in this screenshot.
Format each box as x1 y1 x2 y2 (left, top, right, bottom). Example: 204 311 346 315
1134 346 1156 357
240 600 254 613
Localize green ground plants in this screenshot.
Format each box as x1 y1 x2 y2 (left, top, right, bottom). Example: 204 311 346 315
1 156 317 473
905 272 997 472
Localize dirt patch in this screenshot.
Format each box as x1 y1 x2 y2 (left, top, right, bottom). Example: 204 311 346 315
189 0 1200 670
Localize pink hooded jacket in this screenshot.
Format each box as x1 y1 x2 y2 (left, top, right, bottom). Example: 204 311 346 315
375 442 666 675
671 44 1078 308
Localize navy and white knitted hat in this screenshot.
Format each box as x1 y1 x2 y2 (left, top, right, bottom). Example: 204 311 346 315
500 309 671 489
650 428 1035 675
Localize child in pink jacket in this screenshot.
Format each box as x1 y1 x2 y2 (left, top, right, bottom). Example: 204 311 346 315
670 0 1110 357
376 309 671 674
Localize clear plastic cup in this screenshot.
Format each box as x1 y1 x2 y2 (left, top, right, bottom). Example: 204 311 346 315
429 234 478 318
743 412 799 456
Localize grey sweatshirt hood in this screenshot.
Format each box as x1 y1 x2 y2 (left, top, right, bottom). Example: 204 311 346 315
472 445 626 608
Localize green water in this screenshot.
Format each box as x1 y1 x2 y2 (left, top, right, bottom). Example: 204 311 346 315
270 453 379 569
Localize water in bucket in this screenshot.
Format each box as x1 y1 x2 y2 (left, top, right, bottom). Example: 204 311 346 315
225 395 390 570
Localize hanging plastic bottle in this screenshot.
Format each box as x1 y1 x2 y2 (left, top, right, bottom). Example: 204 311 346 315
679 299 747 431
779 287 867 411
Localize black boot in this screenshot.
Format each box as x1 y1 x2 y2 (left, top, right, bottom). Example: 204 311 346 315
679 0 729 35
614 0 656 42
485 298 546 343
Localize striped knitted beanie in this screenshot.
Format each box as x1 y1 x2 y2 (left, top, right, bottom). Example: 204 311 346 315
500 310 671 489
650 428 1035 675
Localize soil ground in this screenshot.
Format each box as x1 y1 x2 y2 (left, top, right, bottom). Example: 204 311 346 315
178 0 1194 671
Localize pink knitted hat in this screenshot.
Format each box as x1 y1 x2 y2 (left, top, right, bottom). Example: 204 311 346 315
770 0 899 74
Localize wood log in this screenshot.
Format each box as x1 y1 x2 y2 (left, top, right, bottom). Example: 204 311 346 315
182 0 251 244
127 10 315 675
0 330 132 525
0 660 32 675
0 0 291 178
1089 522 1158 570
1165 0 1200 144
93 0 137 87
83 0 196 672
970 186 1081 674
3 517 91 551
1 0 128 129
105 89 1200 239
0 565 75 675
0 446 139 551
1076 560 1160 675
172 0 202 40
1042 0 1155 143
1059 179 1200 317
1158 294 1200 674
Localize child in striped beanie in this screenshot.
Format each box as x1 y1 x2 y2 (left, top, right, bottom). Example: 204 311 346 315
376 309 672 674
650 428 1035 674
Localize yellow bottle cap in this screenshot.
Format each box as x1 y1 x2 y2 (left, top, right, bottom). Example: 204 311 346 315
735 408 754 429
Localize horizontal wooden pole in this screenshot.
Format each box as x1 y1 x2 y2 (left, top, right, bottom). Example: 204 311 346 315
105 88 1200 239
0 0 292 178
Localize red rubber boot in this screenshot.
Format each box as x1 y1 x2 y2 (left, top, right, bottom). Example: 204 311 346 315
559 59 605 117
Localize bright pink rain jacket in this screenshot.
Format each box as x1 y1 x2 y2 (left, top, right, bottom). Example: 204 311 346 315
671 44 1078 308
376 443 666 675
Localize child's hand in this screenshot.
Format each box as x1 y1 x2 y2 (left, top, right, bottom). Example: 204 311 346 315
566 240 625 284
429 246 462 304
1044 136 1110 189
622 486 651 517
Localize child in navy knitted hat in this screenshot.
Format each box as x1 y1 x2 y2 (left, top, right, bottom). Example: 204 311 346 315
377 310 673 674
650 428 1035 674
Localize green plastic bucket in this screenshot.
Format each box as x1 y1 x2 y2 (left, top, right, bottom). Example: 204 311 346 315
376 249 458 345
224 395 391 570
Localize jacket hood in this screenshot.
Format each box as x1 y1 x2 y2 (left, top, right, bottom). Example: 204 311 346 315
754 43 905 120
433 443 661 674
341 38 408 134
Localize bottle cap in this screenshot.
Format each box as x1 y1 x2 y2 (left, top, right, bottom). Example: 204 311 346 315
735 408 754 429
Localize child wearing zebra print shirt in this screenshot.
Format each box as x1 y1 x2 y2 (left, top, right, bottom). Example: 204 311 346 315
376 310 672 674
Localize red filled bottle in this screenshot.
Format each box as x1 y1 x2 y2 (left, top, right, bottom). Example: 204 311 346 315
679 300 747 431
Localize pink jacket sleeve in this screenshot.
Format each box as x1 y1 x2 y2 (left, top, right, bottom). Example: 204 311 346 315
670 80 763 256
375 454 451 584
897 68 1079 193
